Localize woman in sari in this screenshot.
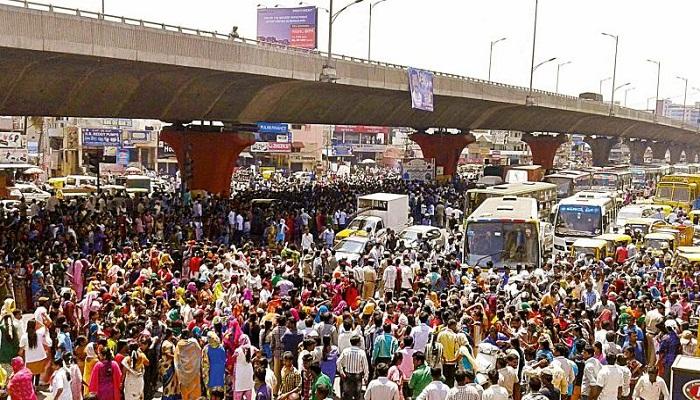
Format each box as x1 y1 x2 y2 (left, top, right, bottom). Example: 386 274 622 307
159 329 180 400
89 348 122 400
122 341 149 400
82 342 98 395
7 357 37 400
232 334 256 400
0 300 20 378
174 331 202 400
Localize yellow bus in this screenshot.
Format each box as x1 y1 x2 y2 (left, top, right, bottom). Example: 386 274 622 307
654 174 700 211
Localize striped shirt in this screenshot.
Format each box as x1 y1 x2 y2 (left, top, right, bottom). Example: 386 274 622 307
365 377 400 400
337 346 369 381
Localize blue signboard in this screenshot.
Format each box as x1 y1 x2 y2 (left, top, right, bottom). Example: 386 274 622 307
559 205 600 214
408 68 434 112
257 122 289 134
82 128 121 147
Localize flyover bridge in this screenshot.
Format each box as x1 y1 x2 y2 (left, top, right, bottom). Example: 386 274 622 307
0 1 696 191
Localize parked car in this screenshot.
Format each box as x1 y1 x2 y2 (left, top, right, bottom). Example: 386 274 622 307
398 225 447 250
9 183 50 202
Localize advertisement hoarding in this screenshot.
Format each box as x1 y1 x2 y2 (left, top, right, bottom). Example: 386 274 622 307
82 128 121 147
0 149 29 163
116 149 130 166
27 141 39 155
407 67 434 112
0 132 22 148
257 7 318 49
401 158 435 181
127 130 152 144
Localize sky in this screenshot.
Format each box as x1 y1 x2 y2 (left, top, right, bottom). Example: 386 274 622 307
28 0 700 110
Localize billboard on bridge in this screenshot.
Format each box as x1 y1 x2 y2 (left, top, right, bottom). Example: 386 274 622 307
257 7 318 49
408 68 434 112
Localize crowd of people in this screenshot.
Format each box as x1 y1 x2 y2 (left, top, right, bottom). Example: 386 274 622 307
0 171 693 400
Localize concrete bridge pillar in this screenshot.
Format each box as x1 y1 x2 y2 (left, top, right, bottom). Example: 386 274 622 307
668 146 684 165
521 133 567 170
686 149 699 163
160 127 255 196
626 140 648 165
649 142 668 161
584 136 618 167
410 131 475 177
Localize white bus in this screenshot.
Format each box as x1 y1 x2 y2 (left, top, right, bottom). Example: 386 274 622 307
553 192 617 257
544 170 592 200
590 170 632 193
464 196 552 268
465 181 558 221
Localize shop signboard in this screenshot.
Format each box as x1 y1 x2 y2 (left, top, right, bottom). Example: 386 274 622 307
127 130 152 144
401 158 435 181
256 7 318 49
81 128 121 147
27 141 39 155
250 142 292 153
352 144 387 153
116 149 130 166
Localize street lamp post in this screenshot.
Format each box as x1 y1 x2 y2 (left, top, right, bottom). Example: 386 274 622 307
677 76 689 126
368 0 389 61
647 59 661 118
488 37 506 82
555 61 571 93
602 32 619 115
623 87 635 107
528 0 539 95
322 0 366 82
599 77 612 97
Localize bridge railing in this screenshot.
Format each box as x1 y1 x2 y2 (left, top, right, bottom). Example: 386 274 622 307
1 0 695 131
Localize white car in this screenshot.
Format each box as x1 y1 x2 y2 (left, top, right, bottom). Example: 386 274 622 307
334 236 371 264
398 225 447 250
0 199 19 213
9 183 50 202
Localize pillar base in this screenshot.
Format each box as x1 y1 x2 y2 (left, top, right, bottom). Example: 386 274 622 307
521 133 566 170
160 128 255 196
649 142 668 162
584 137 618 167
410 132 475 177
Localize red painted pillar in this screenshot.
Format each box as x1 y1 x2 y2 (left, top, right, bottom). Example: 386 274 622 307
521 133 566 170
410 132 475 176
160 128 255 196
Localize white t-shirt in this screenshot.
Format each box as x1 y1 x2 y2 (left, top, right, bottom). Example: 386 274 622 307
50 367 73 400
20 327 52 363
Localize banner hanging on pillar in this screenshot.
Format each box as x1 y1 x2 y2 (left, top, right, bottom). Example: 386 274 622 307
407 68 434 112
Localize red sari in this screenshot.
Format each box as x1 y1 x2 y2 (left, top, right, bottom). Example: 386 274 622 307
8 357 37 400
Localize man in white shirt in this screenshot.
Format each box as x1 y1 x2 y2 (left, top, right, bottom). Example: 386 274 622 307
411 313 433 353
446 370 481 400
301 228 314 251
594 354 624 400
581 346 601 400
553 344 576 394
416 367 450 400
364 363 399 400
632 367 669 400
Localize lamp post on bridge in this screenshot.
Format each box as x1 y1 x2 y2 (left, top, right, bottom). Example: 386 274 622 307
623 86 635 107
531 57 557 89
602 32 619 115
677 75 689 127
321 0 367 82
488 37 506 82
599 77 612 97
527 0 539 103
555 60 571 93
368 0 390 61
646 59 661 119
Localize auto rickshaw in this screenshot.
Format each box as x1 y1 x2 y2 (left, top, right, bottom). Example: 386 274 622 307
595 233 633 254
673 252 700 269
571 238 609 261
624 218 667 238
643 232 677 257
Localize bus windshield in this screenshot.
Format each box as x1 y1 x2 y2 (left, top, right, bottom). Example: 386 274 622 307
656 185 672 200
545 177 573 198
465 222 539 267
672 185 690 202
555 205 602 237
592 174 617 190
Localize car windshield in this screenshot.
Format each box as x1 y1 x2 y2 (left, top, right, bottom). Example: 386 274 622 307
574 247 598 258
555 205 602 237
545 177 573 198
347 219 370 230
399 230 420 241
334 240 365 254
618 209 642 220
465 222 539 267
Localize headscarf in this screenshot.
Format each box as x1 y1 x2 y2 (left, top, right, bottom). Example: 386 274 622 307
8 357 37 400
315 305 329 323
207 331 221 348
1 298 15 317
86 342 98 359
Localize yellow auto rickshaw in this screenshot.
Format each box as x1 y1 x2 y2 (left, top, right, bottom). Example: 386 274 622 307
673 252 700 269
624 218 667 238
643 232 676 256
595 233 633 254
571 238 609 261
